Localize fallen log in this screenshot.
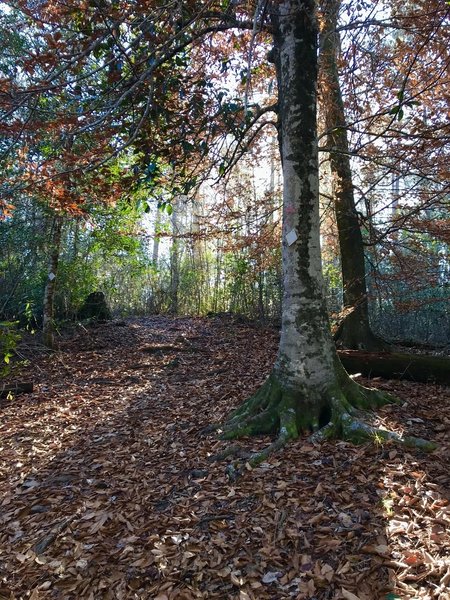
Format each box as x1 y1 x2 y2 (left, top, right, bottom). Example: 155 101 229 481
339 351 450 385
0 382 33 398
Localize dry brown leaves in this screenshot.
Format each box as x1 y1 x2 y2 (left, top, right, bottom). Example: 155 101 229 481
0 316 448 600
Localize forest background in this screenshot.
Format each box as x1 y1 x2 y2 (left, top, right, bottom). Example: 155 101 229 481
0 0 449 352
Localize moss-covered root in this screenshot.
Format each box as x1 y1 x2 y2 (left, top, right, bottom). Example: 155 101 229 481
207 443 251 463
316 400 437 452
330 371 436 451
212 376 304 468
211 407 298 470
335 357 398 410
214 374 436 472
247 407 299 467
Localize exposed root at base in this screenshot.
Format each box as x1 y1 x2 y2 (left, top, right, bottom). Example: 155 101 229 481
213 373 436 471
245 407 299 467
316 409 437 453
207 443 250 463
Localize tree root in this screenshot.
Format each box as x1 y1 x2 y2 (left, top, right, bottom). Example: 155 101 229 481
316 401 437 453
207 443 251 463
246 407 299 467
213 370 436 471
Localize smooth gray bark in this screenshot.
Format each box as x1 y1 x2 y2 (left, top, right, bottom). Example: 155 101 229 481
169 199 180 315
273 0 337 393
222 0 345 441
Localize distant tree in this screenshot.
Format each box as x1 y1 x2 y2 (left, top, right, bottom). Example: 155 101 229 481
42 214 63 348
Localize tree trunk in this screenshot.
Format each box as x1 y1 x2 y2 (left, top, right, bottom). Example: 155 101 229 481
169 200 180 315
219 0 434 462
191 200 205 314
212 245 222 313
319 0 385 351
152 206 161 266
42 216 63 349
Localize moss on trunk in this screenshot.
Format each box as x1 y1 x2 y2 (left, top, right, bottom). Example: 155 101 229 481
210 0 436 469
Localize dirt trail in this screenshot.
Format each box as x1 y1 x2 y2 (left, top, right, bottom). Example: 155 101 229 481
0 317 449 599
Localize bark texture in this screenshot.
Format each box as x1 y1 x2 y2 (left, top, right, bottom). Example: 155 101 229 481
319 0 385 351
219 0 435 462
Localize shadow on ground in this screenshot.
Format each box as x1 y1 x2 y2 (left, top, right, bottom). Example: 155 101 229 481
0 316 448 599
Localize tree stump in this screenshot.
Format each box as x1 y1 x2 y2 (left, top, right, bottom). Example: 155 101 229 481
78 292 112 322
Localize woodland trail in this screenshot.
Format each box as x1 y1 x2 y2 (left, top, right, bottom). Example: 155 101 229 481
0 316 449 600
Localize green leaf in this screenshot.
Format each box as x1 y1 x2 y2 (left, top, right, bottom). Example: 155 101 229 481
157 200 173 216
182 141 194 153
183 177 197 194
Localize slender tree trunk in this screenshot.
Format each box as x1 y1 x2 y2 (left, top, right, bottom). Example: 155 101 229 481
257 270 265 321
319 0 385 350
213 245 222 313
72 219 79 261
169 201 180 315
219 0 433 462
42 215 63 349
191 201 204 314
152 206 161 266
147 206 161 314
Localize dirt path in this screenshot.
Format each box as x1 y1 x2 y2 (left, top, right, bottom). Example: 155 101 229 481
0 317 449 599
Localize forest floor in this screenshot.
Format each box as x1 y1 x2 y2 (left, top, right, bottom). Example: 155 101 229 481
0 316 449 600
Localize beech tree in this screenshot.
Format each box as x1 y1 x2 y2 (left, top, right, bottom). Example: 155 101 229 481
217 0 436 460
1 0 437 455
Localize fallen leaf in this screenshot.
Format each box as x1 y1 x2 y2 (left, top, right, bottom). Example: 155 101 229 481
342 588 362 600
262 571 282 584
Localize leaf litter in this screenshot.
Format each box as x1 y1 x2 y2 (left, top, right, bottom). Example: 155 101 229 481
0 316 448 599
